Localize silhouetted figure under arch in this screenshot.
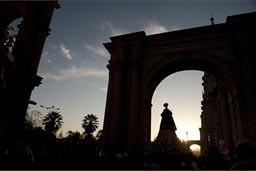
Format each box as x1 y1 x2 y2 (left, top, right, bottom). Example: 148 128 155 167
154 103 180 151
150 103 185 169
160 103 177 131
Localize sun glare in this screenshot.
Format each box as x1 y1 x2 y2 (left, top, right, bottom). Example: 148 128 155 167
190 144 201 156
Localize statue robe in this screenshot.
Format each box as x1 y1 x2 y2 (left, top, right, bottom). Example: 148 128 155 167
160 108 177 131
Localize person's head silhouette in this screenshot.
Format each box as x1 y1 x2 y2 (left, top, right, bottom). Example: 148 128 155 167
163 103 168 109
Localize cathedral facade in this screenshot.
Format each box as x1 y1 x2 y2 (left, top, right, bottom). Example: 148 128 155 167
200 73 242 155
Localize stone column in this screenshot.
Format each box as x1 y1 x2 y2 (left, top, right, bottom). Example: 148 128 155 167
120 37 147 156
103 39 135 154
232 98 243 140
219 86 233 152
103 32 146 156
103 57 126 152
139 98 152 152
227 13 256 140
2 1 57 158
215 95 223 143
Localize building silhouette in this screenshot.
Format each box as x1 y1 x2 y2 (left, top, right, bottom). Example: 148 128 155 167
200 73 238 155
103 12 256 157
0 1 58 160
1 2 256 161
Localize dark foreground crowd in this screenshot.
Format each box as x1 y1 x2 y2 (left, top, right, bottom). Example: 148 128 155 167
143 139 256 170
0 139 256 170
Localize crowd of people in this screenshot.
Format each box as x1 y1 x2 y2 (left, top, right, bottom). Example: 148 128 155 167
0 137 256 169
143 138 256 170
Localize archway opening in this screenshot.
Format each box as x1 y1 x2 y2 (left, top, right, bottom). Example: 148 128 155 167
150 68 239 155
151 70 203 142
3 17 22 52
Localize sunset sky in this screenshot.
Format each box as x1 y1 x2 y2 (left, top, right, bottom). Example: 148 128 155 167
25 1 256 141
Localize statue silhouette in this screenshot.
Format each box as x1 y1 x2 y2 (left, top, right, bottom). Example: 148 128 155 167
160 103 177 131
153 103 181 155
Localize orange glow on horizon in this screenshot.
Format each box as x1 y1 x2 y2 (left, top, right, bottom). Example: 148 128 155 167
151 127 200 141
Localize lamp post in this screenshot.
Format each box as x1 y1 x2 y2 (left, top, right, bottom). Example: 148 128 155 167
186 131 188 141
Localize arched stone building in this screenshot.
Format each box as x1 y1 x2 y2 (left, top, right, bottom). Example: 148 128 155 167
200 73 240 155
103 12 256 157
0 1 58 157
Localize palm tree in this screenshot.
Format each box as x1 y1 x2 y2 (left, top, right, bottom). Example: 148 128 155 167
82 114 99 138
43 111 63 135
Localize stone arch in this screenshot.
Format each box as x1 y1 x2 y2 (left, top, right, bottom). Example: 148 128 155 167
0 2 25 30
3 17 24 52
103 12 256 157
143 51 237 103
0 1 58 156
186 140 201 147
142 51 240 156
189 143 201 156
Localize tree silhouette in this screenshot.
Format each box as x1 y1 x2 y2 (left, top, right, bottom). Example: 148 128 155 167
24 110 43 130
66 130 82 143
43 111 63 135
82 114 99 138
